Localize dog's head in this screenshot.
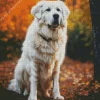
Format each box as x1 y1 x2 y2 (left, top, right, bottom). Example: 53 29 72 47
31 0 70 29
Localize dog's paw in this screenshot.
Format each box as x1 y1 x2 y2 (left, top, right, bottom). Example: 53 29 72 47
28 96 37 100
44 92 50 98
23 89 28 96
54 95 64 100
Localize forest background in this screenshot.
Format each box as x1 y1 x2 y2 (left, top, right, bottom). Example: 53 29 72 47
1 0 99 100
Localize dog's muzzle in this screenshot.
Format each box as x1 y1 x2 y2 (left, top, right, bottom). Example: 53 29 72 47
48 14 60 29
48 24 59 29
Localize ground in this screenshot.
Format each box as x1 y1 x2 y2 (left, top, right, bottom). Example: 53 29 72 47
0 57 100 100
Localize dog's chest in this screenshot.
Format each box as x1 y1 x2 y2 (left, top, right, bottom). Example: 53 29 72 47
35 39 63 62
35 57 55 80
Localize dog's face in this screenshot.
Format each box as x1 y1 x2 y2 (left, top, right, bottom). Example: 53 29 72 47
31 1 70 29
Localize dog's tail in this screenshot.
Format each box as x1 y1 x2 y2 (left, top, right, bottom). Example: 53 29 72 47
7 79 21 94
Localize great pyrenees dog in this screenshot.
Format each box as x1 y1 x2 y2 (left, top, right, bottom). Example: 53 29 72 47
8 0 70 100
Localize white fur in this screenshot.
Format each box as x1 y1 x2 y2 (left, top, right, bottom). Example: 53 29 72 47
8 1 70 100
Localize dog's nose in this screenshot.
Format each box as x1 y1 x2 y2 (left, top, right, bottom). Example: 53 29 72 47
53 14 59 20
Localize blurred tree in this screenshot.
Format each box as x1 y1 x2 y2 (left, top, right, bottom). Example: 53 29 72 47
0 0 17 17
0 5 33 41
67 22 93 62
90 0 100 82
0 0 93 61
0 2 33 60
0 30 22 61
80 0 91 27
66 0 81 10
67 0 93 62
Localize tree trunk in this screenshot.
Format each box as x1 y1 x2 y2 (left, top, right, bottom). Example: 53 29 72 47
90 0 100 82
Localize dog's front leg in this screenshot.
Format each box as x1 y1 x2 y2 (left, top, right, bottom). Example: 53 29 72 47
53 62 64 100
28 75 37 100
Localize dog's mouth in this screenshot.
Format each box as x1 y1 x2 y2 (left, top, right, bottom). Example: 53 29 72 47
48 24 59 30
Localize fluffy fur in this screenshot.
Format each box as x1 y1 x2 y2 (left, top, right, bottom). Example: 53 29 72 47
8 0 70 100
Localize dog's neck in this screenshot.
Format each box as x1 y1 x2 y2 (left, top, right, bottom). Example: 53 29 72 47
38 33 58 42
38 24 65 41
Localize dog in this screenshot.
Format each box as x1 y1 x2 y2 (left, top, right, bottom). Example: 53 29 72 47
8 0 70 100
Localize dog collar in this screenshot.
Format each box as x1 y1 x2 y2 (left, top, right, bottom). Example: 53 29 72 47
38 33 58 42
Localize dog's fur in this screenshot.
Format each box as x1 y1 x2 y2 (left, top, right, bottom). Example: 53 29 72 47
8 0 70 100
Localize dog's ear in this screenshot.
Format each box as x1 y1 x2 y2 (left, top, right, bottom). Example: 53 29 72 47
61 3 70 25
31 2 43 19
57 0 70 19
62 5 70 19
64 6 70 19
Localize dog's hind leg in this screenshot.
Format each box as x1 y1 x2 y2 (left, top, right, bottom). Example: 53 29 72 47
23 77 30 96
8 73 24 94
8 58 25 94
8 79 21 94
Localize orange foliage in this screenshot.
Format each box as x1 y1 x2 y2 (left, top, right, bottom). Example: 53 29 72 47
0 0 91 42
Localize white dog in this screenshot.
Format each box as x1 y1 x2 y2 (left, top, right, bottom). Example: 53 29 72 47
8 0 70 100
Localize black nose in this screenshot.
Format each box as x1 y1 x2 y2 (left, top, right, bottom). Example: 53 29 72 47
53 14 59 20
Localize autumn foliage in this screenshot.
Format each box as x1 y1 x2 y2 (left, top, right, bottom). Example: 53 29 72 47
0 0 93 61
0 57 100 100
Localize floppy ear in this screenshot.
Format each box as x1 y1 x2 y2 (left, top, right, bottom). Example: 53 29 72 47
63 5 70 19
61 4 70 25
57 0 70 19
31 3 43 19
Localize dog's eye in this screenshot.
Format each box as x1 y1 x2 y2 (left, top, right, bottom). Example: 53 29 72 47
57 8 60 12
46 8 51 11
